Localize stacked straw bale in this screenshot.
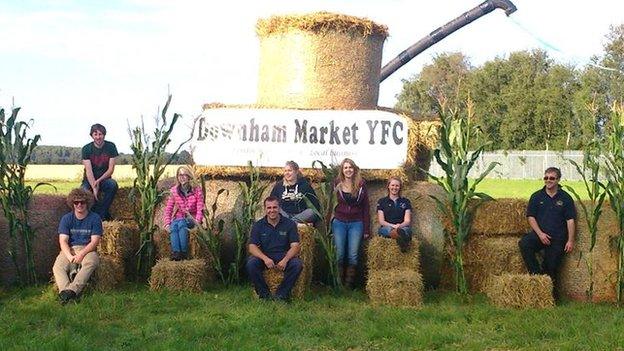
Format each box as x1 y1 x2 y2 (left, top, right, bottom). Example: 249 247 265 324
259 224 316 299
51 254 124 293
109 187 135 221
149 259 209 292
367 270 423 308
98 220 139 279
256 12 388 110
485 273 554 309
440 199 619 302
366 236 423 307
0 194 67 286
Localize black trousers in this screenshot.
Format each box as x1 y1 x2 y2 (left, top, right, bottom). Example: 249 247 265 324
518 232 566 294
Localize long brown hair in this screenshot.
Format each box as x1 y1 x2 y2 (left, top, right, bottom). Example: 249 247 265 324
337 158 362 194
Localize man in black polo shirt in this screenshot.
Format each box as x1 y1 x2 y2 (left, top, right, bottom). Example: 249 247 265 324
246 196 303 301
519 167 576 299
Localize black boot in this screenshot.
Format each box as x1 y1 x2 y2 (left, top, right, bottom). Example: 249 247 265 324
345 265 357 289
396 229 412 253
171 252 180 261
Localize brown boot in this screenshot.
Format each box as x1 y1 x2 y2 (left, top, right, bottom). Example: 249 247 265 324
337 264 345 285
345 265 357 289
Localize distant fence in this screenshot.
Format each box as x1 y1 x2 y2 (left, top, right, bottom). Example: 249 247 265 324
427 150 587 180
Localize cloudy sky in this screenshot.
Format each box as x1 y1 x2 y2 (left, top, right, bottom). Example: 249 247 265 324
1 0 622 152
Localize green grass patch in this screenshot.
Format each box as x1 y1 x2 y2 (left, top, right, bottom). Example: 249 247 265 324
0 284 622 350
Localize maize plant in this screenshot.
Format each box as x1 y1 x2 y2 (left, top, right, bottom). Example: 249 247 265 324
128 95 192 279
564 102 606 302
230 162 267 284
196 184 228 284
602 102 624 304
0 107 50 285
304 160 340 289
427 99 499 295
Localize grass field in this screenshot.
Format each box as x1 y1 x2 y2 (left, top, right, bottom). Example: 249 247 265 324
1 284 622 350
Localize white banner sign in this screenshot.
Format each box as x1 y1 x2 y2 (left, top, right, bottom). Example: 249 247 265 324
193 108 408 169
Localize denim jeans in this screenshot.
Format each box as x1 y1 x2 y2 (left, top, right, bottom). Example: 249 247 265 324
331 218 363 266
280 208 318 224
378 225 412 238
169 218 190 253
81 178 118 220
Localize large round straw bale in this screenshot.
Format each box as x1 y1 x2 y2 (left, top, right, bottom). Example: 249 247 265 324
0 194 67 286
485 273 554 309
256 12 388 109
558 205 618 302
149 259 209 292
367 235 420 272
367 269 423 308
109 187 135 221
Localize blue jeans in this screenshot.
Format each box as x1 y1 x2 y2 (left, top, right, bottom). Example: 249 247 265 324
332 218 363 266
378 225 412 238
169 218 190 253
81 178 118 220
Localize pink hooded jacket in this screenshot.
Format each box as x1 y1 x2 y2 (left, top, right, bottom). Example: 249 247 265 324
163 185 205 226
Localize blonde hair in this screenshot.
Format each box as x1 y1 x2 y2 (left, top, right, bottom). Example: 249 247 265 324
283 160 303 185
175 165 199 188
337 158 362 193
386 176 403 197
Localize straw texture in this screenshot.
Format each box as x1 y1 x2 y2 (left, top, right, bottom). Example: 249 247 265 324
149 259 209 292
485 273 554 309
367 269 423 308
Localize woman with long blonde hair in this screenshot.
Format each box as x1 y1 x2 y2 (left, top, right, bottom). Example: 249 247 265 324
163 165 204 260
332 158 370 288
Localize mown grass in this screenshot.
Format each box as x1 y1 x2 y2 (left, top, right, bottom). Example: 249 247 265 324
0 284 622 350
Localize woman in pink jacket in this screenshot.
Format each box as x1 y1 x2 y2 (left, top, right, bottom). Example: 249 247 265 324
163 166 204 261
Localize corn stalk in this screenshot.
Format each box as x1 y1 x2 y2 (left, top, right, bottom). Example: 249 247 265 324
128 95 193 279
195 184 228 284
229 161 267 284
602 102 624 304
426 100 499 295
304 160 341 289
0 107 51 285
564 102 606 302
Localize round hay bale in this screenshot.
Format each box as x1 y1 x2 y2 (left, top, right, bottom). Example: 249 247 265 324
558 204 619 302
367 235 420 272
485 273 554 309
149 259 209 293
256 12 388 109
366 269 423 308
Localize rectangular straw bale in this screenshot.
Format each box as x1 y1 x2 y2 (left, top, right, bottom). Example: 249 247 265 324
366 269 423 308
149 259 209 293
109 187 135 221
91 255 124 292
485 273 554 309
258 224 316 299
98 220 139 260
558 205 619 302
367 235 419 272
444 199 530 236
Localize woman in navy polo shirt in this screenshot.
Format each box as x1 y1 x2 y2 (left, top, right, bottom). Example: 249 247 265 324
376 176 412 252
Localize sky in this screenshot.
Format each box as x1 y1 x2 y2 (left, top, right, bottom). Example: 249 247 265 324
1 0 623 153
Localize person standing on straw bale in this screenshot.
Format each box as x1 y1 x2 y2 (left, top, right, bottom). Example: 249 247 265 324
247 196 303 301
270 160 320 224
53 188 103 305
376 176 412 253
163 166 205 261
332 158 370 288
81 123 119 221
519 167 576 300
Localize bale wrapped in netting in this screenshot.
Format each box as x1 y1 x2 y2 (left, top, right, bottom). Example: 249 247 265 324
109 187 134 221
443 199 530 236
440 235 527 293
256 12 388 109
558 205 619 302
1 194 67 286
256 224 316 299
366 269 423 308
485 273 554 309
367 235 420 272
51 254 124 293
98 220 139 278
149 259 209 293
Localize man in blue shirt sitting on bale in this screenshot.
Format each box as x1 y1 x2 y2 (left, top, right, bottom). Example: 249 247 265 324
247 196 303 301
519 167 576 300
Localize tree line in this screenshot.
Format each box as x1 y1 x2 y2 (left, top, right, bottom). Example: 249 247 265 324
395 24 624 151
30 145 193 165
